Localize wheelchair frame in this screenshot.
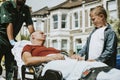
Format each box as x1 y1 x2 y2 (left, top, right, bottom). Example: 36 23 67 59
21 64 63 80
20 50 67 80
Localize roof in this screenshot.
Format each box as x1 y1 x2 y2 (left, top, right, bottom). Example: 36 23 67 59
49 0 83 11
32 0 100 16
49 0 99 11
32 6 50 16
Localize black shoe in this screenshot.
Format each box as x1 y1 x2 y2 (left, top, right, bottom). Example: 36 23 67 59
0 65 2 75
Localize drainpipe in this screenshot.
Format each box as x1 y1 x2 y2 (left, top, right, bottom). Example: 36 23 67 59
82 1 85 33
46 15 49 47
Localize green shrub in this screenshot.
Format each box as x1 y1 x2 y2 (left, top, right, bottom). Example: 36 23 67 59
108 19 120 46
21 34 30 40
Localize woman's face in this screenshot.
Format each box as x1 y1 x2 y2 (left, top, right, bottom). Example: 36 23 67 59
90 12 104 28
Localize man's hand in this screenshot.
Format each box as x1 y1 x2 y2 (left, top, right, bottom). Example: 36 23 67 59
9 40 16 46
47 54 65 61
70 54 84 61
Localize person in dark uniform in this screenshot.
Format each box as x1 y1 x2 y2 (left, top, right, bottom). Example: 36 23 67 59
0 0 35 79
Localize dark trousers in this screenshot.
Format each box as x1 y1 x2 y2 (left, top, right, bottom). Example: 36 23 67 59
0 36 16 80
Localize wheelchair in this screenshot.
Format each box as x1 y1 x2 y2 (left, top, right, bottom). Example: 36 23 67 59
11 40 114 80
21 52 68 80
12 63 111 80
21 64 64 80
11 40 68 80
10 63 63 80
20 51 68 80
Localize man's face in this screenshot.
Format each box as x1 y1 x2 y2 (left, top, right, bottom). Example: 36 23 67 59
34 31 46 41
16 0 26 6
90 12 104 28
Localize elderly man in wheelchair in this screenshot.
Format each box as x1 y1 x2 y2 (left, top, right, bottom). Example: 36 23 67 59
12 30 120 80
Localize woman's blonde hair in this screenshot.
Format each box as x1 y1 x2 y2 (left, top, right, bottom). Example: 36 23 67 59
90 5 107 19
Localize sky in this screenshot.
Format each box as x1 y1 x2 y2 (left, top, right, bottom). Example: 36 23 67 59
26 0 66 12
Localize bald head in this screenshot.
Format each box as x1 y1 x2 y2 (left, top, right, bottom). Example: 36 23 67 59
30 31 46 45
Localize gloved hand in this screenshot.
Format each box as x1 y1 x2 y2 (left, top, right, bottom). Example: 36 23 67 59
9 40 16 46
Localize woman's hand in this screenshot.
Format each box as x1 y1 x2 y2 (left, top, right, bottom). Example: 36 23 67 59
87 59 96 62
70 54 84 61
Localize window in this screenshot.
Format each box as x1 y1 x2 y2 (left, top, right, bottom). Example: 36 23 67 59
90 8 94 26
52 40 58 48
107 1 117 19
53 15 58 29
74 12 78 28
61 14 67 28
75 39 82 54
61 39 67 51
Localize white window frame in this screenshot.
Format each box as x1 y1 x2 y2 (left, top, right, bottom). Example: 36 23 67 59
61 14 67 29
61 39 67 51
107 0 117 19
74 12 79 28
53 14 58 29
52 40 58 48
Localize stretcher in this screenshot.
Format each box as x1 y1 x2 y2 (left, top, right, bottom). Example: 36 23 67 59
11 40 120 80
11 40 66 80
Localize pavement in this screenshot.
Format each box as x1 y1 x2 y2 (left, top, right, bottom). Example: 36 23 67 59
0 76 5 80
0 60 6 80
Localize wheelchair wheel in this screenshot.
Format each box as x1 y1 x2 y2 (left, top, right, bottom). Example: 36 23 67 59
43 69 63 80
